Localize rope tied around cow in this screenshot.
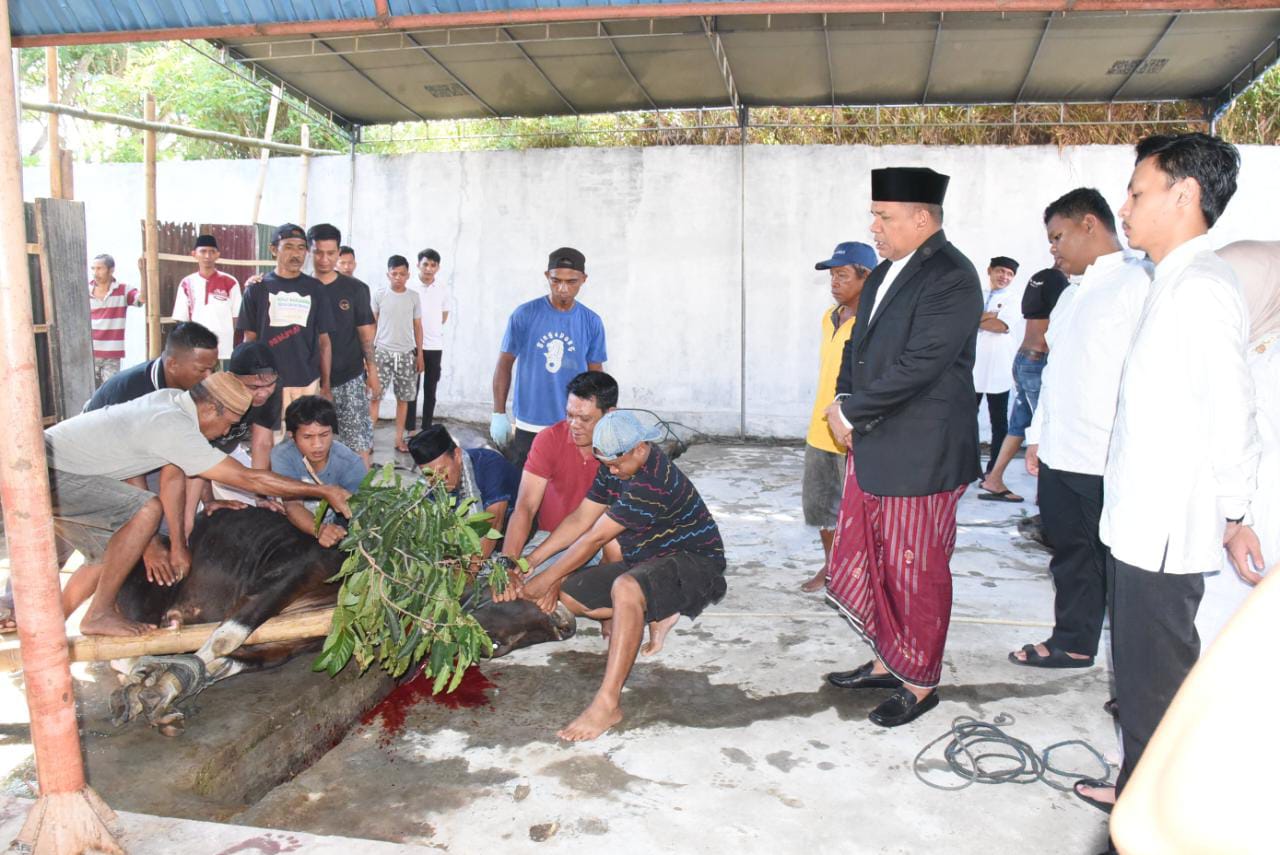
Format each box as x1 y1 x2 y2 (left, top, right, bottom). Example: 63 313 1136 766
913 713 1111 792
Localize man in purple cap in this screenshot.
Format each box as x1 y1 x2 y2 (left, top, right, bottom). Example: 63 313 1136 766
800 241 876 593
822 167 983 728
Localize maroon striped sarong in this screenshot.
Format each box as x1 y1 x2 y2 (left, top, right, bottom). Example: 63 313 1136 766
825 454 966 688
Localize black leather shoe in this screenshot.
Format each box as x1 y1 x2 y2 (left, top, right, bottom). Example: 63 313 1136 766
826 661 903 690
868 687 939 727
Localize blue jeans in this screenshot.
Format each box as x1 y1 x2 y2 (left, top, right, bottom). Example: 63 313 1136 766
1007 349 1046 438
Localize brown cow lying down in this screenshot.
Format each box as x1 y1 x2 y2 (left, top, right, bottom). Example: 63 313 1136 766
110 507 575 735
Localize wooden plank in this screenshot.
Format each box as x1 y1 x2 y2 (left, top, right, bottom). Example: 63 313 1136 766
156 252 273 267
36 197 93 418
24 203 56 423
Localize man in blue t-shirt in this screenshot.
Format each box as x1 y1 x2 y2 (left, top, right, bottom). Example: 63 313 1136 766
516 411 727 742
490 247 607 473
408 425 520 559
270 395 368 548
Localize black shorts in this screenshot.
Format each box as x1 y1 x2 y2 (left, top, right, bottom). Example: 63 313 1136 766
560 552 727 623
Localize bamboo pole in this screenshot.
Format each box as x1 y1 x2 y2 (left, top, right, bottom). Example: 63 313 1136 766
298 125 311 228
0 608 336 673
250 85 282 225
20 101 339 157
0 8 122 853
45 47 62 200
143 92 161 359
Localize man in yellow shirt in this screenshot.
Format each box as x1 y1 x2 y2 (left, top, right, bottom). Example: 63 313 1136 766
801 241 877 592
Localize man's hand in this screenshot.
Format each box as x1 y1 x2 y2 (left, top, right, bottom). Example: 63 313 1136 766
257 498 287 514
365 370 382 403
490 412 513 446
245 273 264 287
416 352 425 374
143 537 178 586
1224 523 1266 585
1025 444 1040 476
324 486 353 519
492 568 526 603
168 541 191 583
204 499 249 515
824 402 853 450
316 523 347 549
521 572 560 614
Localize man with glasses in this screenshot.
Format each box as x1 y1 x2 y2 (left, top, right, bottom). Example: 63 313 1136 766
518 411 727 741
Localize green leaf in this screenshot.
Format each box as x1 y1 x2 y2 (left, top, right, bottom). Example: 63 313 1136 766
312 499 330 534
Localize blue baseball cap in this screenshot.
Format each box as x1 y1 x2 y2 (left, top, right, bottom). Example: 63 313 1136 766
815 241 877 271
592 411 664 461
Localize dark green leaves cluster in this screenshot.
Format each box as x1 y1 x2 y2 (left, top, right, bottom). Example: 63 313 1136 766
312 464 507 693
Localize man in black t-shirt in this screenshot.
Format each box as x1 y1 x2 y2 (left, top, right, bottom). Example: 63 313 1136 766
307 223 379 464
978 266 1071 501
84 322 219 412
236 223 335 431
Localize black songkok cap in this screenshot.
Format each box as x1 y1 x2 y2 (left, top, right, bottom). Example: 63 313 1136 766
270 223 307 245
194 234 218 250
870 167 949 205
408 424 457 466
546 247 586 273
228 341 277 377
989 256 1019 273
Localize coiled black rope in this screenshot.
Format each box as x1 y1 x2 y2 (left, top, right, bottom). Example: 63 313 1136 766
913 714 1111 792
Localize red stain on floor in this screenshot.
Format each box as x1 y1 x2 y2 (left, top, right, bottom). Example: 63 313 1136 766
362 666 495 745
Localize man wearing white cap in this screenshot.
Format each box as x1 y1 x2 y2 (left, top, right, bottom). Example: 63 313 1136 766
518 410 726 741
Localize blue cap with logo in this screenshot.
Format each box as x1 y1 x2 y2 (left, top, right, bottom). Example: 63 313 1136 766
815 241 878 271
592 411 665 461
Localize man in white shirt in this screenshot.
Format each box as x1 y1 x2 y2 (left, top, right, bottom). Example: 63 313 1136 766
405 248 450 432
171 234 243 365
1101 133 1263 834
1009 188 1149 673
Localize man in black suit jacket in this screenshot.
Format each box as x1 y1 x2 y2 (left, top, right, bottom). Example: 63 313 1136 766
821 166 982 728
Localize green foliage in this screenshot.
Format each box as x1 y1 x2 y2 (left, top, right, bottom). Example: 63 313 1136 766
311 464 508 690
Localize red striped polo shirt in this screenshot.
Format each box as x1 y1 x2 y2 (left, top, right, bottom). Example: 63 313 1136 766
89 278 141 360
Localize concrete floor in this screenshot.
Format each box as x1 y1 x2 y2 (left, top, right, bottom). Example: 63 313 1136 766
1 434 1117 853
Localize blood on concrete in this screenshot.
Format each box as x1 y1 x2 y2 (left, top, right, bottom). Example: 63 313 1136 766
361 666 496 745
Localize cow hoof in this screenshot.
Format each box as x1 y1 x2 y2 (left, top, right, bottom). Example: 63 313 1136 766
109 655 209 734
154 711 186 738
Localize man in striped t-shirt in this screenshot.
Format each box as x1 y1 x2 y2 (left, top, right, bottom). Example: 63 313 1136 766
88 253 144 387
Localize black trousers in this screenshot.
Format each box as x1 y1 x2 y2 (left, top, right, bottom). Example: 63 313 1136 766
404 349 443 432
1040 464 1108 656
1109 554 1204 797
504 427 537 474
975 391 1009 475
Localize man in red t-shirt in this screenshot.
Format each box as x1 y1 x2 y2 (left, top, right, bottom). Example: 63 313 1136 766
503 371 620 567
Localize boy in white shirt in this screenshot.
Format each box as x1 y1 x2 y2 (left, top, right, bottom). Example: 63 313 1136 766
172 234 242 365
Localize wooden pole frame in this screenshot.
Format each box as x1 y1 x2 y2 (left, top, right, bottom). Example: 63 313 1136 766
143 93 161 359
44 47 62 200
250 84 282 226
298 125 311 228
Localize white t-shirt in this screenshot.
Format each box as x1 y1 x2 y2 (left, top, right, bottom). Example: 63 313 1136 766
407 278 451 350
172 270 243 359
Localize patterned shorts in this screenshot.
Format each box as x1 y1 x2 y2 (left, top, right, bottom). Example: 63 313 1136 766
332 373 374 452
375 349 418 402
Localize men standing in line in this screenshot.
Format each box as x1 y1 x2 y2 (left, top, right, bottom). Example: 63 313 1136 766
800 241 875 594
308 223 379 465
1008 188 1150 675
171 234 243 368
371 255 424 454
1100 133 1261 845
88 253 143 387
237 223 335 429
972 256 1022 478
822 167 983 728
491 247 607 472
337 246 357 277
405 248 450 433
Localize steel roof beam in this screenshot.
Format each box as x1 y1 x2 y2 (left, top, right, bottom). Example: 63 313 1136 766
499 28 579 115
601 22 659 111
312 36 433 123
823 14 836 108
702 16 741 113
920 13 944 104
1015 14 1054 103
404 32 501 117
1109 12 1180 101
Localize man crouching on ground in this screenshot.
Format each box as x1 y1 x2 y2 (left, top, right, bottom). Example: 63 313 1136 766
518 411 727 741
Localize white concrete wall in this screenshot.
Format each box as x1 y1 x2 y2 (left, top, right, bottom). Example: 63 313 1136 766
24 143 1280 438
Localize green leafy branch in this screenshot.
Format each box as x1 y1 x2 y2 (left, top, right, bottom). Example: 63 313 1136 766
312 463 511 693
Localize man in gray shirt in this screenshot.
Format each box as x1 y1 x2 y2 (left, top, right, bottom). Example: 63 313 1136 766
45 373 353 637
371 254 424 454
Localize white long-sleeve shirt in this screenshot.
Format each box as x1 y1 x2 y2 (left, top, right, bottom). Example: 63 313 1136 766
972 281 1026 395
1025 251 1150 474
1100 234 1259 574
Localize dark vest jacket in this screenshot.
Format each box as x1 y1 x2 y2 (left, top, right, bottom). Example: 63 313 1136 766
836 229 983 496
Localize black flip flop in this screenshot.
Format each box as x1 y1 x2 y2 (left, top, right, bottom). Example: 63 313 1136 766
1073 778 1115 815
1008 643 1094 669
978 489 1024 503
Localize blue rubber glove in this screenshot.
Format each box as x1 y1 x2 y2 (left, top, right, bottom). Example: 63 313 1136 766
490 412 513 447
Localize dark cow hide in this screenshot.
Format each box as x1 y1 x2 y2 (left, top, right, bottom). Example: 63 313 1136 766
110 507 575 735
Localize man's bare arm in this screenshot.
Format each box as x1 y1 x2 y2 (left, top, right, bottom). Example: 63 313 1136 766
357 323 380 395
318 332 333 396
492 352 516 413
480 501 509 558
525 499 608 569
200 457 351 517
242 331 258 342
587 362 603 371
503 471 548 559
249 423 274 471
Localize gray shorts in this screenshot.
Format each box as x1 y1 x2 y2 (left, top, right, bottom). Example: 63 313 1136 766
332 373 374 452
47 468 156 562
375 349 418 402
802 444 845 529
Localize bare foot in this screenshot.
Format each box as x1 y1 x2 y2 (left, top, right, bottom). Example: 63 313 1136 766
1076 782 1116 805
557 698 623 742
800 568 827 593
1010 642 1091 663
79 609 156 637
641 613 681 657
